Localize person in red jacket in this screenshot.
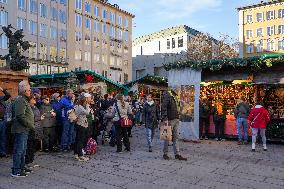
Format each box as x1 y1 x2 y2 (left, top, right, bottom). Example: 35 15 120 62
247 102 270 152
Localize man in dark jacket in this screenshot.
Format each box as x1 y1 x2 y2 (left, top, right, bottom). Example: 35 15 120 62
0 87 11 158
161 90 187 161
199 97 211 140
234 96 250 145
11 81 34 177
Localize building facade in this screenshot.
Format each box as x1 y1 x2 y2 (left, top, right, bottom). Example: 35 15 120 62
238 0 284 57
132 25 199 80
68 0 134 83
0 0 68 75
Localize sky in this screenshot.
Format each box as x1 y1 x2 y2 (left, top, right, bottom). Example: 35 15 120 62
109 0 261 39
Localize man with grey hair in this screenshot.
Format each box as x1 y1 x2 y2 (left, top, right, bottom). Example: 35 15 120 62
11 80 35 177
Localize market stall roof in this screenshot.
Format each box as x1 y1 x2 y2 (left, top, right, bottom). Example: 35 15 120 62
29 70 128 91
124 74 168 88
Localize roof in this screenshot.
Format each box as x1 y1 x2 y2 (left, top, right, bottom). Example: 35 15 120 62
99 0 135 18
124 75 168 88
133 25 200 46
237 0 284 11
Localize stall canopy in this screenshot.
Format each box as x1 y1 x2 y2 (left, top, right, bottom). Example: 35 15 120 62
29 70 129 94
124 74 168 88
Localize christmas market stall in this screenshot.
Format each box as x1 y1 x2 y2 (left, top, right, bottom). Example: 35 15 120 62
165 54 284 142
29 70 128 96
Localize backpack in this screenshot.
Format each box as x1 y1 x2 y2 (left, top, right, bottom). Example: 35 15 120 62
85 138 97 155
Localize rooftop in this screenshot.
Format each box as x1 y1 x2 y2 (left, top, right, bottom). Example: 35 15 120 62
237 0 284 11
98 0 135 18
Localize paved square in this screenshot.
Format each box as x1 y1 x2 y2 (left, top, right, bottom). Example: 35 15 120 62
0 127 283 189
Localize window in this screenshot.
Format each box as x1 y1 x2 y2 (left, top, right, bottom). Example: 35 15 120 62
28 20 37 35
59 29 67 41
140 46 143 55
75 0 82 10
60 0 67 6
102 23 108 34
39 43 47 60
0 35 8 49
246 30 253 39
84 52 91 62
50 27 57 40
0 0 7 4
267 10 274 20
84 34 91 45
117 58 122 66
85 18 91 29
278 9 284 18
256 28 263 37
94 21 100 32
246 44 254 54
40 3 48 18
267 39 274 51
117 43 122 53
50 46 57 62
124 31 129 42
18 0 26 11
85 2 91 13
17 17 25 30
167 39 170 49
117 15 122 25
124 60 128 66
50 7 57 21
172 38 175 48
278 39 284 50
75 32 82 42
59 48 66 61
0 10 8 26
117 29 122 39
75 50 82 60
102 9 108 19
94 5 99 17
29 0 37 13
110 56 115 66
256 13 263 22
102 54 107 64
256 40 263 53
93 53 100 63
40 23 48 38
28 42 37 59
59 10 66 23
278 25 284 34
124 17 129 28
110 26 115 37
110 12 115 23
178 36 183 47
267 26 274 36
75 14 82 27
246 15 253 23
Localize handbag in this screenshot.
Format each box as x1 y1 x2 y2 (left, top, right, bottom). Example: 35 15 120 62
160 121 172 141
250 113 260 127
115 102 132 128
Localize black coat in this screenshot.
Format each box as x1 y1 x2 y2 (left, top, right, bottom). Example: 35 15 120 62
161 91 179 121
142 102 160 128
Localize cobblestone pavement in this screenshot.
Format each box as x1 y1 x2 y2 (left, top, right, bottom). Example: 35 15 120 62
0 127 284 189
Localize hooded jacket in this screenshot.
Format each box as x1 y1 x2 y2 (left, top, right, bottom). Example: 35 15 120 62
247 105 270 129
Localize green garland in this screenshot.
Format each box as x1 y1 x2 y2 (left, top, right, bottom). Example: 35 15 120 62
164 54 284 71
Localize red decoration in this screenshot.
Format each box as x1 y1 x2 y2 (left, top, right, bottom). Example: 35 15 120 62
85 74 94 83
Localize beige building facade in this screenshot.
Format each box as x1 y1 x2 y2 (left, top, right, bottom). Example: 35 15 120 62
68 0 134 83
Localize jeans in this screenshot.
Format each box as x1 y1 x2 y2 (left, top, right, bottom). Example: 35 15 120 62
0 121 7 155
252 128 266 145
236 117 248 142
61 120 75 149
163 119 180 156
25 130 35 164
12 133 28 174
146 127 155 147
74 125 88 157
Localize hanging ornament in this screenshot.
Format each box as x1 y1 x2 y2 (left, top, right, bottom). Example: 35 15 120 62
85 74 94 83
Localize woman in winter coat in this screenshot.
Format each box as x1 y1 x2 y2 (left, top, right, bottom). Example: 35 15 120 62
247 102 270 151
113 94 132 153
74 93 92 161
142 94 160 152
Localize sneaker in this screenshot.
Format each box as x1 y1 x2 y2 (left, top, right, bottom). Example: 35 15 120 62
263 144 267 151
175 154 187 161
163 154 170 160
23 167 32 174
200 137 204 140
237 141 242 145
220 139 226 141
252 143 256 152
215 138 219 141
149 147 153 152
11 172 27 178
74 154 79 160
204 137 209 140
78 156 89 162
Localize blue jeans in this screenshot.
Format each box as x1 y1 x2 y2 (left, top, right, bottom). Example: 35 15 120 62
146 127 155 147
236 117 248 142
0 121 7 155
61 120 75 149
12 133 28 174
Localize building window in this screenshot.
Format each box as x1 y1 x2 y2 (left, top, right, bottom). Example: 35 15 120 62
40 3 48 18
256 40 263 53
59 48 66 62
102 54 107 64
84 52 91 62
256 28 263 37
102 9 108 19
50 7 57 21
29 0 37 13
256 13 263 22
124 31 129 42
110 26 115 37
50 46 57 62
110 12 115 23
167 39 170 49
110 56 115 66
59 29 67 42
28 20 37 35
75 32 82 42
18 0 26 11
40 23 48 38
85 18 91 30
140 46 143 55
117 29 122 39
50 27 57 40
75 0 82 11
39 43 47 60
124 73 128 83
246 30 253 39
60 0 67 6
94 21 100 32
267 26 274 36
124 17 129 28
278 25 284 35
0 35 8 49
93 53 100 63
117 58 122 66
278 39 284 50
278 9 284 18
246 44 254 54
0 10 8 26
0 0 7 4
178 36 183 47
75 14 82 27
84 34 91 45
117 15 122 25
75 50 82 60
267 39 274 51
17 17 26 31
124 60 128 66
59 10 66 23
172 38 175 48
267 10 274 20
85 2 91 13
246 15 253 23
94 5 99 17
102 24 108 34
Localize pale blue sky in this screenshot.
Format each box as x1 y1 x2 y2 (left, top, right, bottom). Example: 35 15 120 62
109 0 261 39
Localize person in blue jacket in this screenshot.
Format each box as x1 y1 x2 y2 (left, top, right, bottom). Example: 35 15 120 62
51 93 63 148
60 89 75 152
